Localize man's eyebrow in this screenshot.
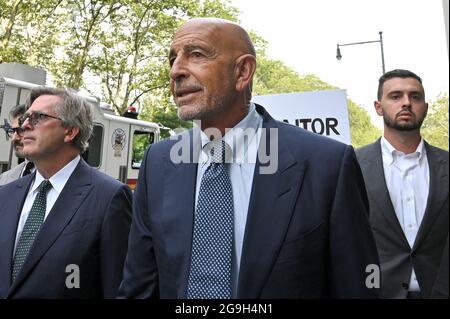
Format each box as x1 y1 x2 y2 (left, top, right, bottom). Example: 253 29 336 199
387 90 403 95
168 44 216 63
185 43 216 56
184 44 204 52
387 90 423 96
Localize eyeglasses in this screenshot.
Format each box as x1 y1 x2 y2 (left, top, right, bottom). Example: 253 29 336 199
19 111 63 128
6 127 25 138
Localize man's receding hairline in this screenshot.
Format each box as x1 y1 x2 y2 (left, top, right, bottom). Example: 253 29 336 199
178 18 255 56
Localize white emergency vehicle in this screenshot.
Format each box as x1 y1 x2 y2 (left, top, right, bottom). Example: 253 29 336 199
0 63 165 190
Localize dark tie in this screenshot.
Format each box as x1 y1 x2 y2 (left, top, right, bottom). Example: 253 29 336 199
187 140 234 299
12 180 52 282
22 162 34 177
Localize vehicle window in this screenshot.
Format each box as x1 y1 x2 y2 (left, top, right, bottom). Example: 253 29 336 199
132 131 154 169
83 124 103 168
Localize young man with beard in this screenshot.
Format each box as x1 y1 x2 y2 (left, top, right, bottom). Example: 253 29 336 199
356 69 449 299
0 104 35 186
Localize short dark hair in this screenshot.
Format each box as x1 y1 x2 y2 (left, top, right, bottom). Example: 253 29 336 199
9 104 26 120
377 69 423 100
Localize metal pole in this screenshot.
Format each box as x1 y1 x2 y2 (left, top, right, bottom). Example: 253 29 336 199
379 31 386 74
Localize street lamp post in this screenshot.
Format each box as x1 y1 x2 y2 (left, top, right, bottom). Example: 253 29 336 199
336 31 386 74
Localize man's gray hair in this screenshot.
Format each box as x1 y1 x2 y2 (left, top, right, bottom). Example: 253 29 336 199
26 87 93 152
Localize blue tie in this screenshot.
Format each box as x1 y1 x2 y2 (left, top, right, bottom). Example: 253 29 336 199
12 179 52 282
187 140 234 299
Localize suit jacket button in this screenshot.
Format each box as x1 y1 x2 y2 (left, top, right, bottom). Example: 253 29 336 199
402 283 409 289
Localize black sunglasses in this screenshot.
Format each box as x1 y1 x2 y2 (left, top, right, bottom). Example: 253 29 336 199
6 126 25 138
19 111 63 128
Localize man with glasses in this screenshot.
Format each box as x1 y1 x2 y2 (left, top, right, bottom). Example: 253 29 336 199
0 104 35 186
0 87 132 298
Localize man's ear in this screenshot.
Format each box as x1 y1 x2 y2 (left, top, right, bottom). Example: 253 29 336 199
63 126 80 143
374 101 383 116
235 54 256 92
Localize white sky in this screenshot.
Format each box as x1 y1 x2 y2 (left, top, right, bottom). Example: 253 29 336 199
230 0 449 127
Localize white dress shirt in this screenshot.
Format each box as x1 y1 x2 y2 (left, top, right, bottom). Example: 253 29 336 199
381 137 429 292
14 155 81 255
195 103 263 297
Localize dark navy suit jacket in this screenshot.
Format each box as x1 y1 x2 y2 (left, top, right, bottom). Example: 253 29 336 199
118 105 380 298
0 159 132 298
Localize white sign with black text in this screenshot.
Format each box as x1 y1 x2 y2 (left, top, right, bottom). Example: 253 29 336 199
252 89 351 144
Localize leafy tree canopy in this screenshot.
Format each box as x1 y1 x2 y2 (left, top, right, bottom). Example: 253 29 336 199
11 0 450 149
422 93 449 150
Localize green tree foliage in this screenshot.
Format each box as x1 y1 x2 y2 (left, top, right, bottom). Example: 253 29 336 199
87 0 182 114
252 33 332 95
50 0 124 90
2 0 380 147
422 93 449 150
131 130 155 167
1 0 239 115
250 33 380 147
347 100 380 147
0 0 64 64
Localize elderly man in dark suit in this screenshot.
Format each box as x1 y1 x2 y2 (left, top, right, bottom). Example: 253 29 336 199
118 18 379 299
0 87 132 298
356 69 449 299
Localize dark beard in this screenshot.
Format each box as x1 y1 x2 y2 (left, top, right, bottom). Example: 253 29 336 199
383 113 424 131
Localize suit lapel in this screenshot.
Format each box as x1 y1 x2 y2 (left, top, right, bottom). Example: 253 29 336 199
413 142 449 250
8 160 93 295
237 107 306 298
160 130 200 298
360 139 409 246
0 175 33 292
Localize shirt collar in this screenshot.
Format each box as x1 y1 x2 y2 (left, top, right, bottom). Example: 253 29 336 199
31 155 81 195
381 137 396 165
414 138 427 163
381 136 426 165
199 103 262 165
